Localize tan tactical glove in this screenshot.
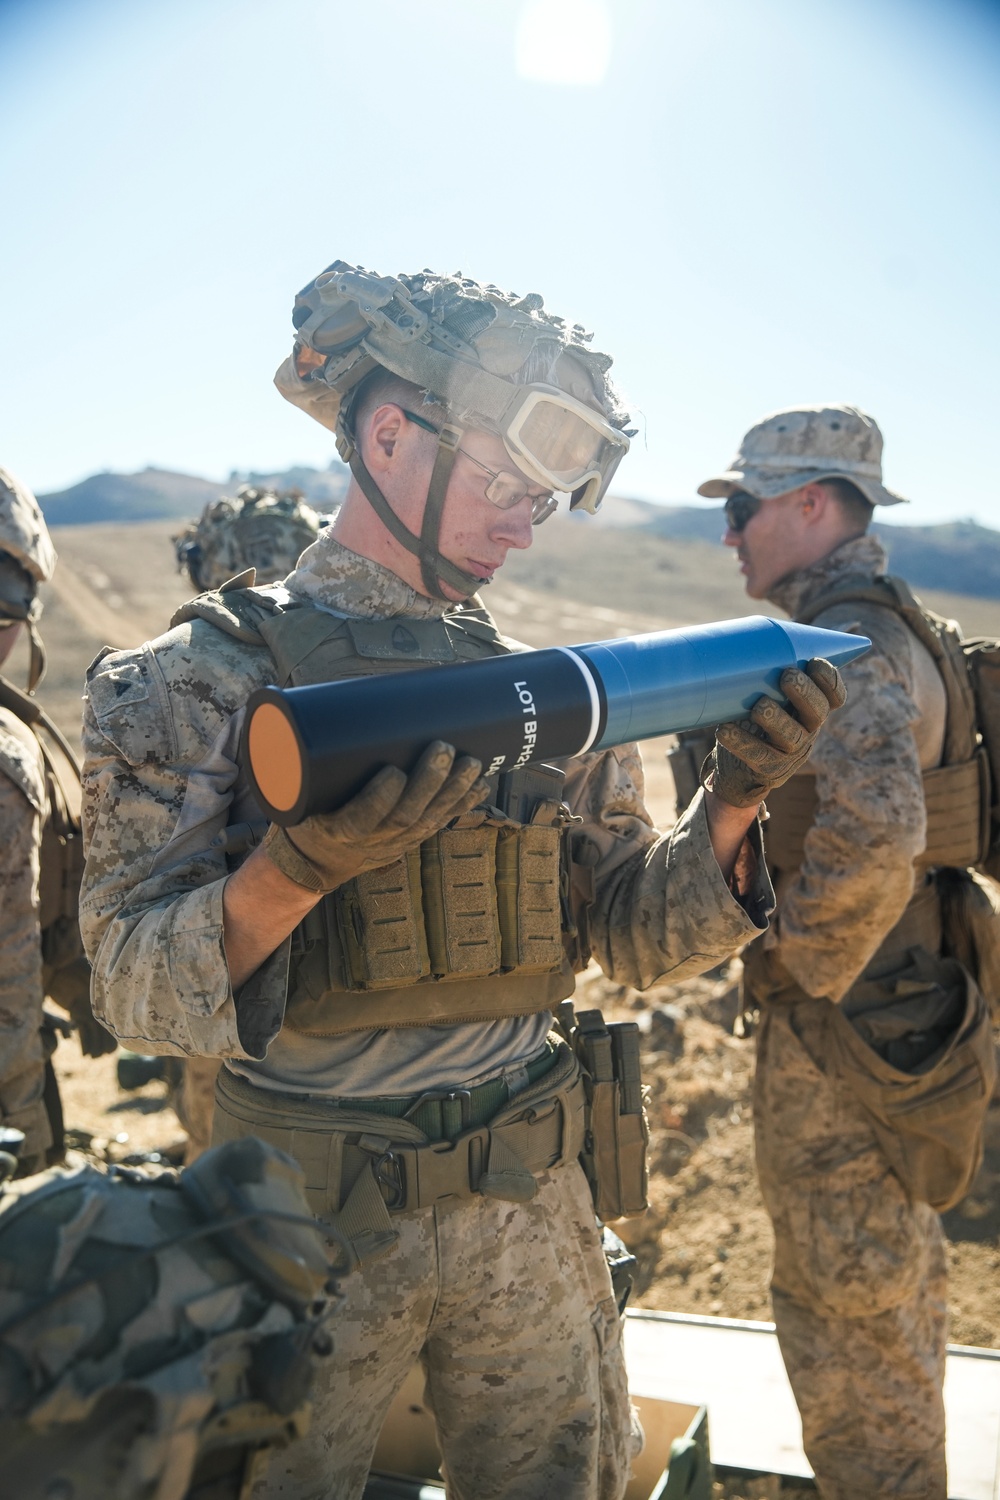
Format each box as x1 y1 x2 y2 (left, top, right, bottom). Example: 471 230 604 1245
261 740 488 894
708 658 847 809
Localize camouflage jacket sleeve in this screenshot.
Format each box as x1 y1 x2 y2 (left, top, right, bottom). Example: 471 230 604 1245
0 714 46 1136
774 602 927 1002
80 623 283 1060
562 743 773 989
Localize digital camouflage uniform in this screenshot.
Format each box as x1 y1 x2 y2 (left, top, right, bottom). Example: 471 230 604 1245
80 533 773 1500
0 468 59 1176
0 712 50 1170
748 531 952 1500
172 486 324 1163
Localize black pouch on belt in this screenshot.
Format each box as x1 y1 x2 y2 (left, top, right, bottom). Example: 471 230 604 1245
559 1001 649 1220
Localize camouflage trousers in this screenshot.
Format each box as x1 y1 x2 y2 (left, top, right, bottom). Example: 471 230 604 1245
243 1151 637 1500
754 999 948 1500
0 1010 50 1174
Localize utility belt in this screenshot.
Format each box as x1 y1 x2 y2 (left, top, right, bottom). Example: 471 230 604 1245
213 1009 650 1263
214 1041 587 1263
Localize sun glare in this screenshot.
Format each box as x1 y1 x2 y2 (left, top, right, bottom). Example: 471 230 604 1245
514 0 612 86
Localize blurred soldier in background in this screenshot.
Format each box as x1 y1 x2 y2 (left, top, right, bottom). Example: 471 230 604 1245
0 1133 340 1500
675 405 996 1500
167 485 324 1162
80 262 844 1500
0 469 114 1179
174 484 325 593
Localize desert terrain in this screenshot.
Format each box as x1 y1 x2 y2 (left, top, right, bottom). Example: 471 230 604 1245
18 511 1000 1494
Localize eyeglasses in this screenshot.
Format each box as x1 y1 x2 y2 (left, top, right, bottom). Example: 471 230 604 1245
402 410 558 525
723 490 763 533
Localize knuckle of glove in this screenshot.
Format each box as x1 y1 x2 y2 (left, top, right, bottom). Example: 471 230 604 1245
807 656 847 710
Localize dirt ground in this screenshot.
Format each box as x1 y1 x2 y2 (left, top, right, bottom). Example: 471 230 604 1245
22 514 1000 1493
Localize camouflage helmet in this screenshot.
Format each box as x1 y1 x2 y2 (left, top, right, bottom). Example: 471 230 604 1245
0 468 56 588
173 485 324 593
0 1136 341 1500
0 468 57 692
274 261 632 600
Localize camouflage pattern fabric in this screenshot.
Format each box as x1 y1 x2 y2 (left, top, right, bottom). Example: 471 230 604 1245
763 535 940 1004
751 534 951 1500
79 528 771 1498
695 403 908 510
239 1157 638 1500
0 1135 337 1500
79 533 772 1080
173 486 323 593
0 708 50 1173
172 1054 221 1164
755 999 948 1500
0 467 57 584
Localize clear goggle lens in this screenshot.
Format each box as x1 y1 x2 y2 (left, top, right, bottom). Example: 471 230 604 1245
505 391 629 512
517 400 614 484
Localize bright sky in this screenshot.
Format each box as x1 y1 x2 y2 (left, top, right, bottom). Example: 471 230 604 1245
2 0 998 526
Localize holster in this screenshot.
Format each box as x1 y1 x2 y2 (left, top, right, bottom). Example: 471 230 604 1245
559 1002 649 1220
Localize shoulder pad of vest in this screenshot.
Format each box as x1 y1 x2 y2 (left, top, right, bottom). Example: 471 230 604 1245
0 706 45 812
446 603 524 655
170 584 298 644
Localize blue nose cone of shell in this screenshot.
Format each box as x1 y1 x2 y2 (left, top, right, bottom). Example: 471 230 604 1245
580 616 870 750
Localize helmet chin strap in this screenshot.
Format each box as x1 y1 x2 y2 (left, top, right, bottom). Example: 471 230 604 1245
347 424 485 601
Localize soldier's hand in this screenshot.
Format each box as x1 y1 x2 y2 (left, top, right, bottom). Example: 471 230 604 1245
708 658 847 809
261 740 488 894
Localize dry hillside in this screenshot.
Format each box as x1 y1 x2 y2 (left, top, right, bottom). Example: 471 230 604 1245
23 515 1000 1384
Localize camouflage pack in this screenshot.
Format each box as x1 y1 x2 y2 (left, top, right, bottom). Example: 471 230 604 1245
0 1136 339 1500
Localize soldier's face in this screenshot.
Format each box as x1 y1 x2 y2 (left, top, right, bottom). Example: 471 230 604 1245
432 429 543 600
723 489 812 599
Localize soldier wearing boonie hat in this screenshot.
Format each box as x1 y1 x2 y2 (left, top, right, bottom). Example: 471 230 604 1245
675 404 994 1500
0 468 58 1176
79 266 846 1500
697 403 907 509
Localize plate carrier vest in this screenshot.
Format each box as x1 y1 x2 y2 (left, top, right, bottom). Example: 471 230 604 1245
180 582 583 1037
669 574 991 882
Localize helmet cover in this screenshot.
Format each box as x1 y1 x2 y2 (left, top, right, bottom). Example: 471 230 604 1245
174 486 325 592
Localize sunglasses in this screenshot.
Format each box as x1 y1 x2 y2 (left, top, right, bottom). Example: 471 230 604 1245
723 490 763 533
402 410 558 524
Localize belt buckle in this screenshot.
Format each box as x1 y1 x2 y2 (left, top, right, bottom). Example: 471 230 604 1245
403 1087 473 1132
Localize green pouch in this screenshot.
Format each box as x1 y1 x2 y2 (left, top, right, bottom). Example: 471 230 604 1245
571 1008 649 1220
833 951 997 1211
334 851 431 991
421 826 501 978
496 823 564 974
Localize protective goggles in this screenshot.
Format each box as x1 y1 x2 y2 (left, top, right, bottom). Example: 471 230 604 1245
498 387 629 514
723 490 764 533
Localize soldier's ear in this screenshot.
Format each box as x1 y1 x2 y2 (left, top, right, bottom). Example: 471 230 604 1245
365 403 407 472
799 482 830 525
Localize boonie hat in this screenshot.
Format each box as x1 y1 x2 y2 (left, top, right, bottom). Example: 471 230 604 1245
697 404 908 508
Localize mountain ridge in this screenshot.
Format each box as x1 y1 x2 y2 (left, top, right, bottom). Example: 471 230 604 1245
37 465 1000 601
